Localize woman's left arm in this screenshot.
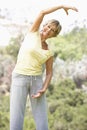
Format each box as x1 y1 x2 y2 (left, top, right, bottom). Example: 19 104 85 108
42 57 53 92
31 56 53 98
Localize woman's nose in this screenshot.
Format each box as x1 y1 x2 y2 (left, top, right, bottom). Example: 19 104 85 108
48 28 51 31
47 28 51 32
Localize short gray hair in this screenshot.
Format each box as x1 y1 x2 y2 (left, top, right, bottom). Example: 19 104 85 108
44 19 62 36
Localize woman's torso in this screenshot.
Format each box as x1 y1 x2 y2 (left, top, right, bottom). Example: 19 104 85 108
13 31 53 75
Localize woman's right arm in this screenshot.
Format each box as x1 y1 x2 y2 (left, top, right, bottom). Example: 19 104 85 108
29 5 78 32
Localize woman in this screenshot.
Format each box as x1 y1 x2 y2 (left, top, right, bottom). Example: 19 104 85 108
10 5 78 130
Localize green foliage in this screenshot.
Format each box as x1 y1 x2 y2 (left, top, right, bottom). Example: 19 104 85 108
47 78 87 130
0 26 87 130
0 96 10 130
24 116 35 130
0 26 87 62
1 78 87 130
48 26 87 61
0 46 6 55
6 33 24 60
6 37 20 60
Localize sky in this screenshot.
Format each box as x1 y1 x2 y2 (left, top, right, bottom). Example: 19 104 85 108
0 0 87 46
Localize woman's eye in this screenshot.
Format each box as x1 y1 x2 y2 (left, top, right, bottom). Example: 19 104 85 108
51 29 55 32
48 25 50 28
47 25 55 33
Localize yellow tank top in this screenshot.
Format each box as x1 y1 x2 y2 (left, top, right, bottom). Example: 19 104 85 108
13 31 53 75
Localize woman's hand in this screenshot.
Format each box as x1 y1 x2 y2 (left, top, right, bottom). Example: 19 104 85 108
63 6 78 15
31 88 46 98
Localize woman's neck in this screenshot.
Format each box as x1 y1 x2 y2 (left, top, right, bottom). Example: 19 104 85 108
41 41 48 50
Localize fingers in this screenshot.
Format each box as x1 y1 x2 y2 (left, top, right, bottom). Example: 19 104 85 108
31 92 41 98
71 7 78 12
31 91 43 98
64 7 78 16
31 89 46 98
65 11 68 15
64 6 78 15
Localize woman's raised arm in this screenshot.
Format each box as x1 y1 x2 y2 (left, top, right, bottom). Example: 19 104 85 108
29 5 78 32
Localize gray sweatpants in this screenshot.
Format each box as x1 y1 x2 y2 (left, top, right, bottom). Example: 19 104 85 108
10 73 48 130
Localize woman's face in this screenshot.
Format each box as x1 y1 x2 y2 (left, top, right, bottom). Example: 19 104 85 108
41 23 57 39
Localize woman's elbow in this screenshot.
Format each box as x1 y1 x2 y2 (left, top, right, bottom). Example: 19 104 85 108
39 10 46 16
47 71 53 78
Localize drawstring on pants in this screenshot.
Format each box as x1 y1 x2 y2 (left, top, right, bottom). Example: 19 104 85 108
30 76 32 86
30 76 36 86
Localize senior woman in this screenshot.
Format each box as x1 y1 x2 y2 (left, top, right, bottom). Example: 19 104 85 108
10 5 78 130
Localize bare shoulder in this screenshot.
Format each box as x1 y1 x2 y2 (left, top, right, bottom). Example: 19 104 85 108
47 56 53 62
46 56 53 67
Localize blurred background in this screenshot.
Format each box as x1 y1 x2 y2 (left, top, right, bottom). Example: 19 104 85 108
0 0 87 130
